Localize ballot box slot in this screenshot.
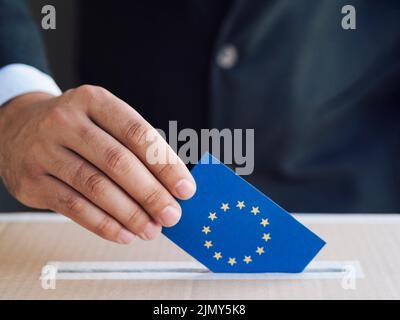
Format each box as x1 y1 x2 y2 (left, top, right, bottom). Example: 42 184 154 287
55 267 347 274
56 267 210 274
42 261 363 280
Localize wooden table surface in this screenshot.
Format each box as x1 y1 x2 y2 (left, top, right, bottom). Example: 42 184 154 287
0 213 399 300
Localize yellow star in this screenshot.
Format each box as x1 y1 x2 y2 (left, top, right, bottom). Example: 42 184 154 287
262 233 271 242
208 212 217 221
228 257 237 266
213 252 222 260
236 201 245 210
256 247 265 255
243 256 252 264
260 218 269 227
251 207 260 215
204 240 213 249
221 203 230 212
202 226 211 235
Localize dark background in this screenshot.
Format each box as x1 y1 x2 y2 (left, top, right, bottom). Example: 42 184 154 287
29 0 79 90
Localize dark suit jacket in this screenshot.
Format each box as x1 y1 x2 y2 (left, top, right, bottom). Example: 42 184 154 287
0 0 48 71
1 0 400 213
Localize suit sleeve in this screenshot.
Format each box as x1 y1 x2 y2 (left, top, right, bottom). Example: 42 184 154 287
0 0 49 72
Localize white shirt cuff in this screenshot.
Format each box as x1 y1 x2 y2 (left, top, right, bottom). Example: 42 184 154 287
0 64 62 106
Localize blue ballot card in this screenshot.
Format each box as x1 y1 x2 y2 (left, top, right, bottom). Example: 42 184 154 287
163 153 326 273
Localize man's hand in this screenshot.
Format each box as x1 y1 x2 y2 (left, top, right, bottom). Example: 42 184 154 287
0 85 196 244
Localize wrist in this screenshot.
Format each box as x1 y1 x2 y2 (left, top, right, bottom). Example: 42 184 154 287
2 92 55 108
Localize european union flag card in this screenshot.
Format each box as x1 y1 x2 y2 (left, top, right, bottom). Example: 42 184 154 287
163 153 326 273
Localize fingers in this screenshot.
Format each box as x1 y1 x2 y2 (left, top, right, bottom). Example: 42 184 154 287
82 86 196 200
63 119 182 227
40 175 136 244
45 147 161 240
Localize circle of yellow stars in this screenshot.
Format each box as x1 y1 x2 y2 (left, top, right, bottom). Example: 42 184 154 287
202 200 271 267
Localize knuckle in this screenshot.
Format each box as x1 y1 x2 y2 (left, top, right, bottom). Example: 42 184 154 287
156 163 175 178
142 188 163 208
47 105 71 127
65 195 85 215
95 216 117 238
4 172 44 210
75 84 96 96
75 85 109 102
104 147 131 174
78 124 97 145
84 172 107 199
28 142 45 162
6 162 44 202
71 161 87 186
124 120 149 147
126 207 142 228
21 179 49 209
53 158 72 182
23 162 43 181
